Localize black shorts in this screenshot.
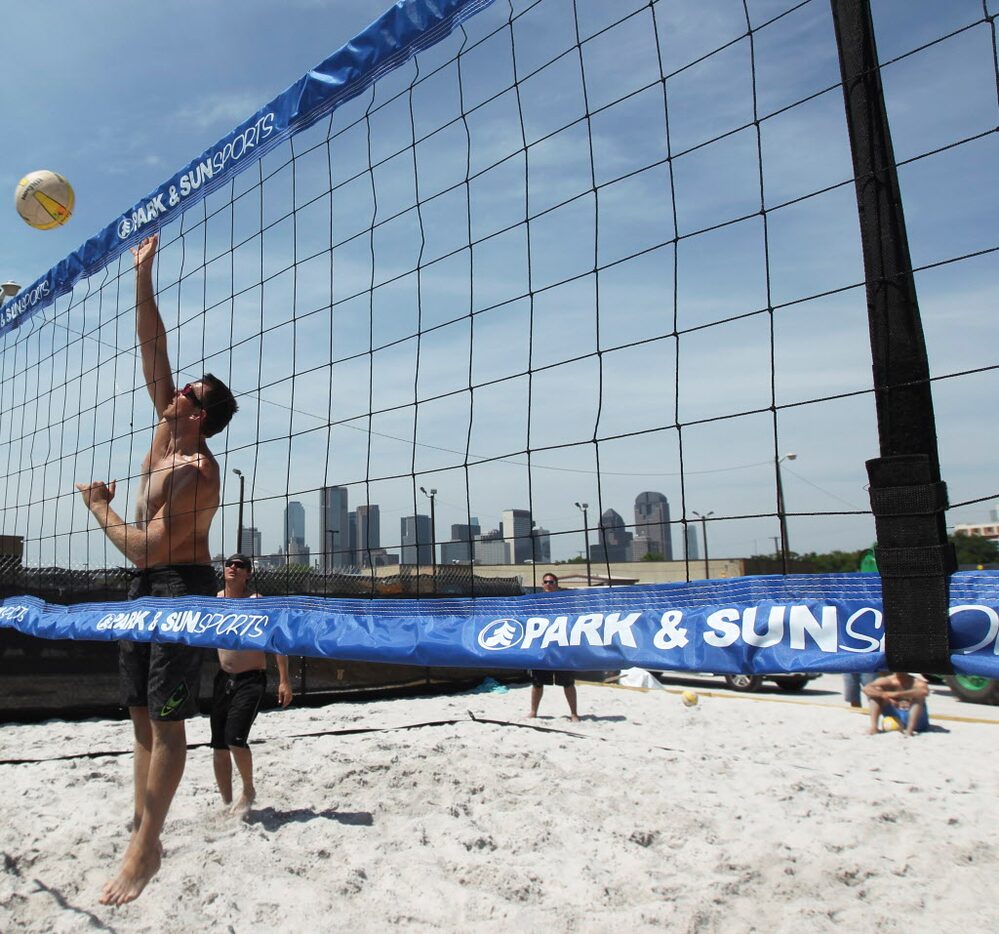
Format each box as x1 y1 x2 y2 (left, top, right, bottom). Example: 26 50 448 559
210 669 267 749
120 564 218 720
530 670 575 688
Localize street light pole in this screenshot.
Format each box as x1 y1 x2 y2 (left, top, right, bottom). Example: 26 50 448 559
1 282 21 303
692 510 714 579
574 502 592 585
232 468 245 554
420 487 438 583
776 452 798 566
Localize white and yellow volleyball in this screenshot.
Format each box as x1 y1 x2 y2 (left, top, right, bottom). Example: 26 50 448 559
15 170 75 230
681 690 699 707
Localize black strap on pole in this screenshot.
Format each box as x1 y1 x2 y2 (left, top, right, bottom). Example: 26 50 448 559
830 0 956 673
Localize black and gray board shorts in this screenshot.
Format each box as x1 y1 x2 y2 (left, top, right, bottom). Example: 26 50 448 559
529 670 575 688
119 564 218 720
210 669 267 749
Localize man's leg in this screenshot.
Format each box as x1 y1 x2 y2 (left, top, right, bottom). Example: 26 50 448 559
563 684 581 722
100 719 187 906
210 680 232 806
528 685 543 717
212 749 233 806
129 707 153 832
228 745 255 815
903 701 926 737
866 697 884 734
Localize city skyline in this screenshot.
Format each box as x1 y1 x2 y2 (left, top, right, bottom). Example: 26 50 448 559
248 487 715 568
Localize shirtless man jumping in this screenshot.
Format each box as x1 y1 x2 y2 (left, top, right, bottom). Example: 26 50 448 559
76 233 237 906
212 553 293 817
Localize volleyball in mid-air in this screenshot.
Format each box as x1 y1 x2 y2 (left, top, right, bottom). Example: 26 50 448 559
15 170 74 230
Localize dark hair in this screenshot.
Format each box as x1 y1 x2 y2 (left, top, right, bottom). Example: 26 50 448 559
543 573 558 583
199 373 237 437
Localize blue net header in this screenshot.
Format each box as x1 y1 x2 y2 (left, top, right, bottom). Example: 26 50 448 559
0 0 496 338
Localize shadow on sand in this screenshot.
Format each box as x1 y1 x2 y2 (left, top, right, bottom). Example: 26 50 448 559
247 807 373 831
33 878 118 931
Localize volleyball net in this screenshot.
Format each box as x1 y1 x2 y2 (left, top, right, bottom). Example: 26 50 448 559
1 0 998 677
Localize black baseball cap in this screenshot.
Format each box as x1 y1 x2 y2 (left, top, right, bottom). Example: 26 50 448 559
225 553 253 569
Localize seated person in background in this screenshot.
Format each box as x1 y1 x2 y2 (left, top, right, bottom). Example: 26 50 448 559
862 671 930 736
212 554 293 815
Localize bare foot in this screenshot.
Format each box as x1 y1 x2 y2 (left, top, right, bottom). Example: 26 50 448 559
99 840 162 906
867 727 882 735
526 711 538 719
124 821 163 856
569 715 581 723
230 789 255 818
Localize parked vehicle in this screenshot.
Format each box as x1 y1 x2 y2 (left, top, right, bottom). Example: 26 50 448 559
653 671 819 693
722 673 816 692
945 674 999 706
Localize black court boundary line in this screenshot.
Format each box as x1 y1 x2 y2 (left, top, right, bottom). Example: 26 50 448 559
0 710 680 766
0 676 529 726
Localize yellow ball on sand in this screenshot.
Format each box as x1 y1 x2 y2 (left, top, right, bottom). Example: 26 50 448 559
882 716 901 732
681 690 698 707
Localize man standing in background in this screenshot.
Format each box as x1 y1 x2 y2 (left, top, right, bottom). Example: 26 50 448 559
526 573 581 722
212 554 293 815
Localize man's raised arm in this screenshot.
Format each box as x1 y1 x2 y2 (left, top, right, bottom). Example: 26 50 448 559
133 234 175 416
76 463 204 567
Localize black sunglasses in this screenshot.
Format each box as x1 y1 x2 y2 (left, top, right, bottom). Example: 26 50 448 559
543 579 557 585
225 560 250 570
181 383 204 408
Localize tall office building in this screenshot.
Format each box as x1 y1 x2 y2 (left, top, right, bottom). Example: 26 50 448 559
474 529 510 565
589 508 632 563
286 538 310 565
400 514 433 565
532 526 552 563
501 508 534 564
355 504 381 567
685 525 699 561
634 491 672 560
346 511 358 567
320 485 350 570
630 535 652 560
441 520 481 565
239 526 262 558
284 501 305 547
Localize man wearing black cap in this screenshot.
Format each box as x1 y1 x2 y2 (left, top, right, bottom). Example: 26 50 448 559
212 554 293 815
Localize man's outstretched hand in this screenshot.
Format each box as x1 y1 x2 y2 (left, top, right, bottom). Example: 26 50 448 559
130 234 158 271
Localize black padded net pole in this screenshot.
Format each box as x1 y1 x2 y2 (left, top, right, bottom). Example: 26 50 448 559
831 0 957 673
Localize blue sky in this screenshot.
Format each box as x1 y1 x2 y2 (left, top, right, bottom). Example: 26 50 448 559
1 0 996 571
